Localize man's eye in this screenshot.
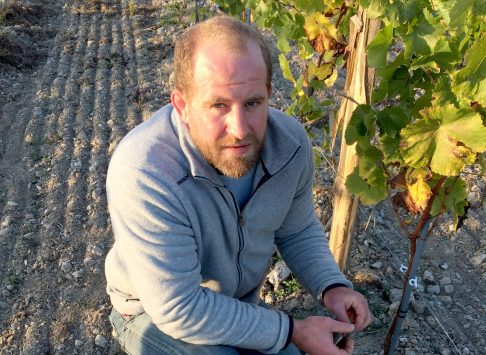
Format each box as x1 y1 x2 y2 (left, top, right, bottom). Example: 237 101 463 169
212 103 226 109
246 100 260 107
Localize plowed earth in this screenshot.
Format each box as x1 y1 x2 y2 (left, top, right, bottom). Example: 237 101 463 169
0 0 485 354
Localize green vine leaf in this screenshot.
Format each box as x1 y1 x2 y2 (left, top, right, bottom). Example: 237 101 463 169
345 160 387 205
403 8 442 58
360 0 390 19
277 35 292 54
380 134 403 164
400 104 486 176
377 107 409 137
454 33 486 87
279 54 295 83
430 177 468 228
480 153 486 175
367 24 393 68
345 104 377 145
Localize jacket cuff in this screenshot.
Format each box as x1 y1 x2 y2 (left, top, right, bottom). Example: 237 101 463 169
282 314 293 349
321 283 349 299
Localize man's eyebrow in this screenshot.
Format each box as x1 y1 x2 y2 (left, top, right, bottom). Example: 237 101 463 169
247 95 266 101
206 97 230 105
205 95 266 106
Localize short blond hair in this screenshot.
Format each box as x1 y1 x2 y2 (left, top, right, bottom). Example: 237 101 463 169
173 15 272 96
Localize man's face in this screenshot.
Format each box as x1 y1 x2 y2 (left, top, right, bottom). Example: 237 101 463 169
172 41 271 178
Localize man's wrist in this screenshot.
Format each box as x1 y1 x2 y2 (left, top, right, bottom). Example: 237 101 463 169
321 283 348 303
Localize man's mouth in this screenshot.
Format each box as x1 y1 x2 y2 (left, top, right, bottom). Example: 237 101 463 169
223 144 252 154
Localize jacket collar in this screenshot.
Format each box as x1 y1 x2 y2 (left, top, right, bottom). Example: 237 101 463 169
170 105 301 186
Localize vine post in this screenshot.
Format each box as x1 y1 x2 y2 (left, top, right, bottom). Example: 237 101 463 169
329 8 380 270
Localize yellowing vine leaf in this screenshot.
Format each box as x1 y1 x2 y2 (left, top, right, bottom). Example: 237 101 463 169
406 168 432 213
400 104 486 176
304 13 342 54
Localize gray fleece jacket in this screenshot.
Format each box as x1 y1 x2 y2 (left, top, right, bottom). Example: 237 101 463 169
104 104 352 353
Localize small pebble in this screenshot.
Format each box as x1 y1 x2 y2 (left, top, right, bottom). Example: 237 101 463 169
371 261 382 269
61 261 73 273
412 302 425 314
6 201 19 208
423 270 435 283
72 270 84 279
92 245 105 257
471 254 486 266
94 334 108 348
426 285 440 295
439 276 451 286
444 285 454 294
75 339 84 347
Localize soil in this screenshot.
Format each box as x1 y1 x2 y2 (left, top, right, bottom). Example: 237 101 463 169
0 0 485 354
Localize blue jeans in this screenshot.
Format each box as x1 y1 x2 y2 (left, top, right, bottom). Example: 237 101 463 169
110 309 301 355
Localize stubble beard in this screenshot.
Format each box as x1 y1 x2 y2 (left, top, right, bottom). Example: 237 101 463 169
192 133 264 178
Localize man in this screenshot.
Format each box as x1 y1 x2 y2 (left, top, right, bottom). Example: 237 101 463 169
105 15 372 355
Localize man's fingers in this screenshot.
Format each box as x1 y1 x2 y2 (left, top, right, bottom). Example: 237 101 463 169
341 336 354 354
354 305 373 331
333 307 351 324
330 318 355 334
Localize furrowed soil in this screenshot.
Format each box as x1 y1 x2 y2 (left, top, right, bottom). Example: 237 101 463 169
0 0 485 354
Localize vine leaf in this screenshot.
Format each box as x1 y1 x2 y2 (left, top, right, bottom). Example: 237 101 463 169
367 24 393 68
406 168 432 213
308 61 333 81
480 154 486 175
304 13 342 54
380 134 403 164
400 104 486 176
404 8 442 57
279 54 295 83
277 35 291 54
377 107 409 137
345 144 387 205
295 0 323 14
430 177 468 228
454 34 486 87
345 163 387 205
345 104 376 145
361 0 390 19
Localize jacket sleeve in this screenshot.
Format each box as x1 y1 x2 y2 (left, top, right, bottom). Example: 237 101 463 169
105 161 290 353
274 135 352 301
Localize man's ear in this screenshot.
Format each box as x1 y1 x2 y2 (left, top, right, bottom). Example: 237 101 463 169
171 89 189 124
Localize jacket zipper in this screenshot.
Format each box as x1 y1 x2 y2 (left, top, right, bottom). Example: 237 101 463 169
228 190 244 297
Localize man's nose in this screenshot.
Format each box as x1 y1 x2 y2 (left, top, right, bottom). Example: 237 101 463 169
226 107 249 140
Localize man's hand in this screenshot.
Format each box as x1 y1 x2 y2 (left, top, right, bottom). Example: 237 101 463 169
291 316 355 355
322 287 372 332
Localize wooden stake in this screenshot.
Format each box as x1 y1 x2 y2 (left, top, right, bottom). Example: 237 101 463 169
329 8 380 271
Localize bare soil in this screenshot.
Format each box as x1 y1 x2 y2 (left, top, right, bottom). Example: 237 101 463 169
0 0 485 354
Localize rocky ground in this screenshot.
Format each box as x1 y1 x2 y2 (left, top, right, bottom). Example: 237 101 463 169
0 0 485 354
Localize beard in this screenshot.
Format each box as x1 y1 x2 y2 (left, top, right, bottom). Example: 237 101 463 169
191 133 264 178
